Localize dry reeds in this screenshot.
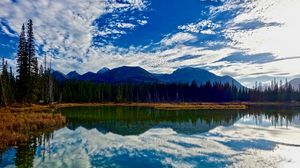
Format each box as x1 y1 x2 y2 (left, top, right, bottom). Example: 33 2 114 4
0 107 66 151
54 102 248 110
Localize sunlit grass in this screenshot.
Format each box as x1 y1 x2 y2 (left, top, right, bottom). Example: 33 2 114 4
0 106 66 151
55 102 248 110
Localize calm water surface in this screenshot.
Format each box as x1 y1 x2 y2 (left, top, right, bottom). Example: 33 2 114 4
1 106 300 168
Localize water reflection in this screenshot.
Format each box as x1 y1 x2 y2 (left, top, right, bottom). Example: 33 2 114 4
1 133 53 168
1 106 300 168
58 106 300 135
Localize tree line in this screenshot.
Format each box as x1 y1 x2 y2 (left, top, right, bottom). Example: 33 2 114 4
0 20 53 106
0 20 300 106
51 80 300 103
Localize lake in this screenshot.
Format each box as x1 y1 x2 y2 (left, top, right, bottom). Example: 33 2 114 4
1 106 300 168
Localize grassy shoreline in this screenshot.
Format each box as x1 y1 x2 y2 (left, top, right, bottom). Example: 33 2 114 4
3 101 299 112
18 101 300 111
0 106 66 151
54 101 300 110
54 102 248 110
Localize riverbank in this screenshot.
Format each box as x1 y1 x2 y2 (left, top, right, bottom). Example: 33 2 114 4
26 101 300 111
54 102 300 110
2 101 299 113
54 102 248 110
0 106 66 151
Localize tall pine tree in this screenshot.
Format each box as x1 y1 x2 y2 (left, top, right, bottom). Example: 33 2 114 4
9 66 16 103
27 19 37 103
16 24 29 103
1 58 8 106
31 57 39 102
15 20 40 103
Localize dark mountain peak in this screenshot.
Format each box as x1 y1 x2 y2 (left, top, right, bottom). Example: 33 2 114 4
83 71 96 75
97 67 110 74
67 71 80 79
67 70 79 75
52 66 244 88
108 66 152 76
290 78 300 90
290 78 300 83
52 70 68 81
98 66 157 83
173 67 213 75
157 67 243 88
77 71 97 81
115 66 147 71
176 67 204 71
172 67 217 80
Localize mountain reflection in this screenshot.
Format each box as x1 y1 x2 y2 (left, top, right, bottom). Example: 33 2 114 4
57 106 300 135
1 106 300 168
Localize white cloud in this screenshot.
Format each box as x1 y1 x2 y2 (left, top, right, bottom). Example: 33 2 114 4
0 23 17 37
200 29 216 35
137 20 148 26
123 0 147 10
199 0 300 86
209 0 242 17
0 0 148 72
178 20 220 34
116 23 136 29
220 0 300 59
161 32 197 46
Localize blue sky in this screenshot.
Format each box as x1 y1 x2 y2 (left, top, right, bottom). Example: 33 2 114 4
0 0 300 87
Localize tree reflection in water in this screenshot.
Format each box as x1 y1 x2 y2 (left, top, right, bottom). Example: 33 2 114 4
58 106 300 135
1 132 53 168
1 106 299 167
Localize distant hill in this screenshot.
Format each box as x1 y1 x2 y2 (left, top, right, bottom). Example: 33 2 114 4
290 78 300 90
155 67 243 88
67 71 80 79
53 66 244 88
77 72 97 81
97 67 110 74
52 70 68 81
95 66 159 83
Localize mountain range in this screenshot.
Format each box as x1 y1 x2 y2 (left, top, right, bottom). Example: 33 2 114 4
290 78 300 90
52 66 244 88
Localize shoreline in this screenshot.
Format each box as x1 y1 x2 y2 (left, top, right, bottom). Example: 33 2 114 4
54 102 248 110
2 101 299 113
0 106 66 151
53 101 300 110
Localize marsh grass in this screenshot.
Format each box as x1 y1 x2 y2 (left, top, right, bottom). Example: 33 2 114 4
153 103 247 110
0 106 66 151
55 102 248 110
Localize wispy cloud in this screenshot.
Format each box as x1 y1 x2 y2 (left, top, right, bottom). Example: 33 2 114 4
161 32 197 46
0 0 148 72
178 20 220 35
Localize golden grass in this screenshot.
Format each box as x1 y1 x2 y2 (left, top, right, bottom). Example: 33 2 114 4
53 102 248 110
0 106 66 151
152 103 247 110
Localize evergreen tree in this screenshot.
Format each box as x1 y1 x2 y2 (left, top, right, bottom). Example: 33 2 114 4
16 24 29 102
27 19 38 103
31 57 39 102
38 64 45 103
1 58 8 106
0 75 2 105
9 66 16 104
